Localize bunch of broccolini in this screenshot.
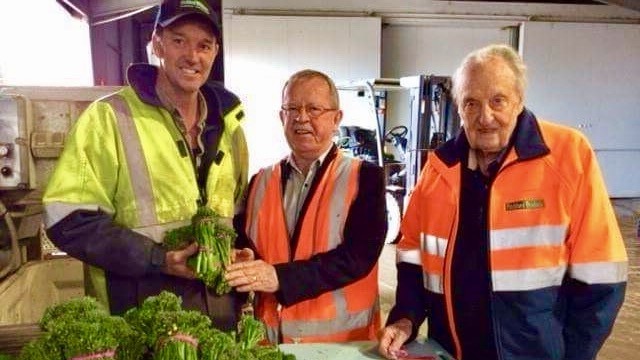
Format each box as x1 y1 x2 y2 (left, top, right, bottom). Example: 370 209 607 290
125 291 211 360
164 207 236 294
19 297 144 360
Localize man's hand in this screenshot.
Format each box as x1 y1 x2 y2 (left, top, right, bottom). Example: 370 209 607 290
232 247 255 263
378 318 413 359
225 259 279 293
162 242 198 279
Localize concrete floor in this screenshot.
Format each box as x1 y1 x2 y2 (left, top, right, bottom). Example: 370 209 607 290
377 198 640 359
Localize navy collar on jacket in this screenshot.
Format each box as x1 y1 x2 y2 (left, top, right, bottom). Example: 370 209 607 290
126 63 165 108
436 107 550 168
126 63 242 119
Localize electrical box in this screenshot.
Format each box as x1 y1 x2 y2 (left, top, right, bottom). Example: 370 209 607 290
0 94 33 190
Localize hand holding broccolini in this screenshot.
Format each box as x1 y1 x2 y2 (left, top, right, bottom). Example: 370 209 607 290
164 208 236 294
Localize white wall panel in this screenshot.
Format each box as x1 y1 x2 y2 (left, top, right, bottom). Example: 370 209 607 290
381 22 512 138
382 22 513 78
224 15 380 174
522 22 640 197
225 0 639 19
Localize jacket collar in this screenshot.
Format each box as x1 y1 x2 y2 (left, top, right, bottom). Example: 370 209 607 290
126 63 164 108
126 63 224 127
437 107 550 168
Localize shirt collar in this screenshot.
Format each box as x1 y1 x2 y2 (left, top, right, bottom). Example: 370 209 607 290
156 86 208 124
286 145 334 175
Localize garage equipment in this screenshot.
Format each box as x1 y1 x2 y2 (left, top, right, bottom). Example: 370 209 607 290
400 75 459 195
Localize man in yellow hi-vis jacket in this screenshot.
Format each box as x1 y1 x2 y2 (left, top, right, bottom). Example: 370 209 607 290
42 0 248 331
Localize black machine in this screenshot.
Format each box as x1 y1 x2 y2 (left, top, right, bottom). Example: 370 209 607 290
402 75 460 194
336 76 459 243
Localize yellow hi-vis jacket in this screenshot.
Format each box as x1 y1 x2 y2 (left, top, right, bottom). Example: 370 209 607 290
43 65 247 314
244 153 380 343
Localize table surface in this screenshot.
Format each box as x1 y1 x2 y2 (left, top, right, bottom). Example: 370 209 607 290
279 339 455 360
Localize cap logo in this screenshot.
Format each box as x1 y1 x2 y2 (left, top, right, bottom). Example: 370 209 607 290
179 0 210 15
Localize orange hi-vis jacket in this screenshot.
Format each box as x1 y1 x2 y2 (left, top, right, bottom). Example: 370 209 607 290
244 152 380 343
393 109 628 360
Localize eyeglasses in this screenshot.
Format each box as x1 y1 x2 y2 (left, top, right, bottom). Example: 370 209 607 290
281 105 337 119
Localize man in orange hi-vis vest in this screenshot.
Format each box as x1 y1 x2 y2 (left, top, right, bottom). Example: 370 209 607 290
226 69 387 344
378 44 628 360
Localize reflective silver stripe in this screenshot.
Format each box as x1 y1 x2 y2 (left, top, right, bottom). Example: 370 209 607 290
396 248 421 265
281 288 378 338
420 233 447 257
424 273 443 294
246 167 272 246
131 220 191 244
104 95 157 227
265 325 279 344
327 157 357 250
570 261 628 284
490 225 567 250
492 265 567 291
44 202 104 228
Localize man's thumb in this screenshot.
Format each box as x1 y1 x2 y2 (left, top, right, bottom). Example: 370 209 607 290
184 242 199 257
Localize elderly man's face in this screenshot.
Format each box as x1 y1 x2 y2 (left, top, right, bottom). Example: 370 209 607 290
280 76 342 160
457 57 524 155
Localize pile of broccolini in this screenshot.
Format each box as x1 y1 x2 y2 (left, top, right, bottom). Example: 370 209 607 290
17 291 295 360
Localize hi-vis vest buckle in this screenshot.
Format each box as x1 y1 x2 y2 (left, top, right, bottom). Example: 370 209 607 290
505 198 545 211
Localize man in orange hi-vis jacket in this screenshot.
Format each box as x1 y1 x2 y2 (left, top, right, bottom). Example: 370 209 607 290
226 69 387 344
378 44 628 360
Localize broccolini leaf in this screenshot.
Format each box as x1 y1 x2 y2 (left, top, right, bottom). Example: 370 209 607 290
199 328 237 360
237 314 266 350
17 332 61 360
39 296 106 331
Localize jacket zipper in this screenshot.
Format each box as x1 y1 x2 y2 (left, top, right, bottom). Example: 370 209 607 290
167 111 204 206
487 158 521 360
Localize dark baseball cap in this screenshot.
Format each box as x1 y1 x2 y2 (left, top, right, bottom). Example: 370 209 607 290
154 0 220 37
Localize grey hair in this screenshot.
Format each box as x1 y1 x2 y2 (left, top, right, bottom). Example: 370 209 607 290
452 44 527 102
282 69 340 108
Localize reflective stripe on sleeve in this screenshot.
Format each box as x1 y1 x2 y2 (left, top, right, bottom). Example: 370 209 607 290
421 233 448 257
396 248 421 265
492 265 567 291
424 273 443 294
44 202 104 228
570 261 628 284
490 224 567 250
131 220 192 244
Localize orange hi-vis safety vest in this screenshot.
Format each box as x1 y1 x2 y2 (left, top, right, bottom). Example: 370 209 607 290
244 153 380 343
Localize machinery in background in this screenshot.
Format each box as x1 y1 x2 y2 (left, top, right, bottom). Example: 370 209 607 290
336 76 458 243
0 86 119 325
400 75 459 195
336 79 405 244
